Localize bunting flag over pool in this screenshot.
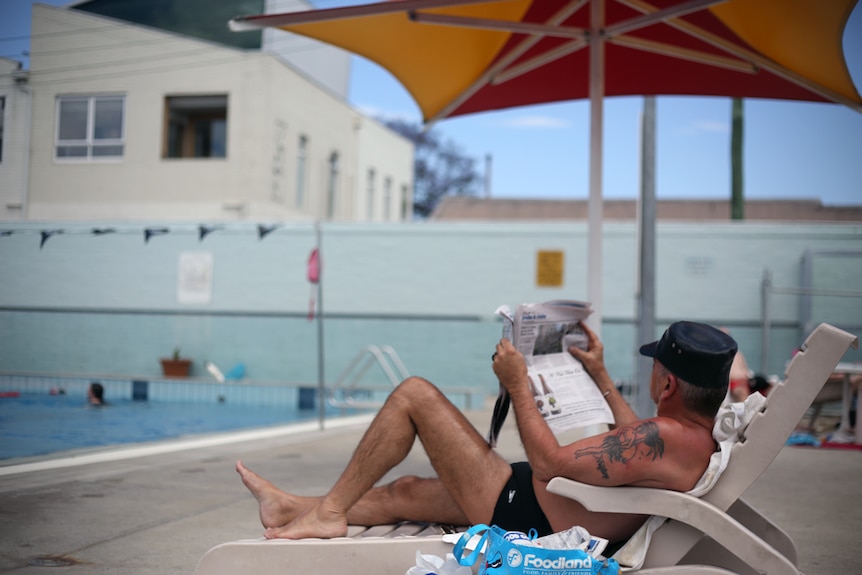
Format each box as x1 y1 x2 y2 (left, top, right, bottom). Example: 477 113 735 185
0 223 292 248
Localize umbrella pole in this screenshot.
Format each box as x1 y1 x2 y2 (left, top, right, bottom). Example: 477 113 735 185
587 0 605 336
636 96 657 419
581 0 609 439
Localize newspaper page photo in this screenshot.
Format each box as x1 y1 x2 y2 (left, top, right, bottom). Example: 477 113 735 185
499 300 615 435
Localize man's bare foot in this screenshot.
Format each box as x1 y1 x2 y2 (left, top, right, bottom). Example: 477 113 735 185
235 460 315 529
264 503 348 540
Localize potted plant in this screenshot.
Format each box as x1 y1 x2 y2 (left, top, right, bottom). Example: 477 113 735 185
160 347 192 377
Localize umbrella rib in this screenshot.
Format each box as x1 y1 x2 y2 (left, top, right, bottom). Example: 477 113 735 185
609 35 756 74
617 0 862 111
229 0 493 30
604 0 727 38
492 39 589 85
427 0 589 123
409 11 585 39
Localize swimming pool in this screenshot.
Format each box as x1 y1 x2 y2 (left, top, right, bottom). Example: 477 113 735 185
0 393 365 461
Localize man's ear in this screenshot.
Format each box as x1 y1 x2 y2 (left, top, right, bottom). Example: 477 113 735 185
661 373 678 400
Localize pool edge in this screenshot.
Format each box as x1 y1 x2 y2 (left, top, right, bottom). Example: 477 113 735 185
0 413 375 477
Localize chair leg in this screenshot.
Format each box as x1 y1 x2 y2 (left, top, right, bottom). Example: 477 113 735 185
727 498 797 566
807 403 823 431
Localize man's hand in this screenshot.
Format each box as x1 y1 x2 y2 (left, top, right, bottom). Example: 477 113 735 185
492 338 529 394
567 321 609 381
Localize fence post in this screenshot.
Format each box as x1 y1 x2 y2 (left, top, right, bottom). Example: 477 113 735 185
760 268 772 375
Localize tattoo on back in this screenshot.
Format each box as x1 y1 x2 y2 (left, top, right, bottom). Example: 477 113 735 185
573 421 665 480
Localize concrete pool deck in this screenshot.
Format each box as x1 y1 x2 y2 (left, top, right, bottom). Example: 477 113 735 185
0 403 859 574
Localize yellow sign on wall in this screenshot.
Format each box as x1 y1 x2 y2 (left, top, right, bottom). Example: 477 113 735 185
536 250 564 287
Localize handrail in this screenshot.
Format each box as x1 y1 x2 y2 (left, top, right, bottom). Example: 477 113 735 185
378 345 410 382
327 345 410 409
333 345 410 388
760 264 862 374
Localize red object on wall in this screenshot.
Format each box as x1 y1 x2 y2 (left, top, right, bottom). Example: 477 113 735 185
307 248 320 284
307 248 320 320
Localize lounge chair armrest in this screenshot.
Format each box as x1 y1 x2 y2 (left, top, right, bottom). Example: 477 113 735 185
546 478 798 575
547 478 659 515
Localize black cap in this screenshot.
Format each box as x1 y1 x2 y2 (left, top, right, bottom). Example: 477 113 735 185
639 321 737 389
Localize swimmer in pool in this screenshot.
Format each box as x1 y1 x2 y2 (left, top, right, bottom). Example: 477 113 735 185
87 382 106 406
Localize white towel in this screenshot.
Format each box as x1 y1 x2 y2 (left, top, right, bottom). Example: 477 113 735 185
612 392 767 570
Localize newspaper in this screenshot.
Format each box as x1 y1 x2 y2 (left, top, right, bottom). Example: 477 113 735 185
488 300 614 444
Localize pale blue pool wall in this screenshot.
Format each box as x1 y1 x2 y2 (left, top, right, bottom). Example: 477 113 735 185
0 373 308 407
1 221 860 398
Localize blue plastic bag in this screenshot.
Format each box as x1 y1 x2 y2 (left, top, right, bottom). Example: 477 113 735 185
452 524 619 575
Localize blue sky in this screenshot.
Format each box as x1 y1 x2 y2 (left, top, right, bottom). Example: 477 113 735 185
3 0 861 206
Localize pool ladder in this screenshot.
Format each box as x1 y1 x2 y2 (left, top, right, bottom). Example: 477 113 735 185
327 345 409 409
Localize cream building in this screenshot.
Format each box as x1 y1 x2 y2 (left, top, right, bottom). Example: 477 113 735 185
4 2 413 222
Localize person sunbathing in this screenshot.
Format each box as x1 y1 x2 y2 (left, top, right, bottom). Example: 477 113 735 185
237 321 736 544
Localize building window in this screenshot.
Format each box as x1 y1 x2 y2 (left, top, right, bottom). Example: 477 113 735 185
401 184 411 220
56 94 125 159
296 135 308 208
383 177 392 221
271 119 287 203
366 168 376 221
326 151 339 219
0 96 5 163
164 95 227 158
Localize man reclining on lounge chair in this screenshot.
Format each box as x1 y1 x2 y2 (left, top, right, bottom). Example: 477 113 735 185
237 320 737 546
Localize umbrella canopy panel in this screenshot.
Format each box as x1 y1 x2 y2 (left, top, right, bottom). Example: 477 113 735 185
231 0 862 123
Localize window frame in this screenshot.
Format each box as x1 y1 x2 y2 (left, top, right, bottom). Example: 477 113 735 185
326 151 339 219
383 176 392 221
296 134 308 209
366 168 376 221
162 94 228 160
55 94 126 161
401 184 411 220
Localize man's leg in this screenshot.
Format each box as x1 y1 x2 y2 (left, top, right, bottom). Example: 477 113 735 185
261 376 512 539
237 462 469 528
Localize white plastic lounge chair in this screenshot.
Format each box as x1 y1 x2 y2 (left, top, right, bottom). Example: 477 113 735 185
194 323 857 575
194 523 458 574
548 322 857 574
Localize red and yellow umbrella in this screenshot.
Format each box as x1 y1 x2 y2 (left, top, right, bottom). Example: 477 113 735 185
232 0 861 123
231 0 861 328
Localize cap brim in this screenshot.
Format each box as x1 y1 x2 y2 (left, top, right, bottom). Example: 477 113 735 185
639 341 659 357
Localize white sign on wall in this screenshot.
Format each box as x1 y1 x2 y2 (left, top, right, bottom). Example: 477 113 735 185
178 252 213 304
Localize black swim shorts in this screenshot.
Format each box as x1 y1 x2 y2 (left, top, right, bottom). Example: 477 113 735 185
490 461 553 536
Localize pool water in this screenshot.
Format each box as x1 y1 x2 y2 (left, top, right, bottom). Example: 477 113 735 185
0 393 359 460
